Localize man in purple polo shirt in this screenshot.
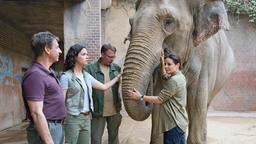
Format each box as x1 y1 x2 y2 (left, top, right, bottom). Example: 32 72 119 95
22 31 66 144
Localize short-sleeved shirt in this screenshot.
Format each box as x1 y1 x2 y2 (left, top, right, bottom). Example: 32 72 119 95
60 70 98 115
22 62 66 121
100 63 117 116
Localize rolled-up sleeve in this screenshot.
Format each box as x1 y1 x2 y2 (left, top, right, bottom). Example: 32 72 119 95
158 79 177 103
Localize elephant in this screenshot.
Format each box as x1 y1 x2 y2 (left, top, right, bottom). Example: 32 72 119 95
121 0 235 144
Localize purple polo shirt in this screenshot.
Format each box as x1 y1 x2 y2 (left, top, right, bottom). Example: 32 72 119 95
22 62 66 120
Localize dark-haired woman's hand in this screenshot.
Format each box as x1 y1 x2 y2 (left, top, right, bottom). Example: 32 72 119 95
160 49 167 78
127 88 141 101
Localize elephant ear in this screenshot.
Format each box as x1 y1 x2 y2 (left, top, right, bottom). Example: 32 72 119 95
193 0 230 46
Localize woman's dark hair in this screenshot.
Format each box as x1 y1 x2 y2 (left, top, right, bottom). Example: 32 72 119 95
164 53 182 69
63 44 86 71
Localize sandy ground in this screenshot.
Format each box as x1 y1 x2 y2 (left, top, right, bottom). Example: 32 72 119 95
0 111 256 144
207 114 256 144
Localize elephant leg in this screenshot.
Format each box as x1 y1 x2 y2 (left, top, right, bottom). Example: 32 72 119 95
187 75 208 144
150 104 163 144
150 68 164 144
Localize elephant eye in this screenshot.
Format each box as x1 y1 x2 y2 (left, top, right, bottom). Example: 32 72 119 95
165 18 174 26
163 17 176 34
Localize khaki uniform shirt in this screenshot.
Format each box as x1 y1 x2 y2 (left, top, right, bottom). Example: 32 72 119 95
100 63 117 116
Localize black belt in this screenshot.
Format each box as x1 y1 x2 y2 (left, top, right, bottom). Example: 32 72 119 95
80 112 90 115
47 119 64 123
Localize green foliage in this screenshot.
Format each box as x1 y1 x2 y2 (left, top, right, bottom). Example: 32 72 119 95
225 0 256 24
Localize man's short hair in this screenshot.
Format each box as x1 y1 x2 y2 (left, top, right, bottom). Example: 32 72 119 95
101 43 116 54
31 31 59 58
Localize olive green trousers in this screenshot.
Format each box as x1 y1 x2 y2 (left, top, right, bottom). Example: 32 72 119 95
64 114 91 144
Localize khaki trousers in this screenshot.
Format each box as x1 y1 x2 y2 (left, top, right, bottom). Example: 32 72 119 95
64 114 91 144
91 113 122 144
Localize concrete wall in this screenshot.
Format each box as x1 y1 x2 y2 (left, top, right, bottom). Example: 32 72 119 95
102 0 135 66
0 20 32 130
210 14 256 111
64 0 101 62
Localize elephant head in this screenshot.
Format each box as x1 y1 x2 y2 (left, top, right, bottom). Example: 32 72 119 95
122 0 234 143
122 0 230 120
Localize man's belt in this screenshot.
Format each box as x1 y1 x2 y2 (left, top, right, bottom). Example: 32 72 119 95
47 119 64 123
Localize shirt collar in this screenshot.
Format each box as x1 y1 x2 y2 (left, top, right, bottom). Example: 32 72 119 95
33 62 55 75
95 59 116 73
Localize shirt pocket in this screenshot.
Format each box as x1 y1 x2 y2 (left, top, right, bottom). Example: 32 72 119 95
67 80 81 97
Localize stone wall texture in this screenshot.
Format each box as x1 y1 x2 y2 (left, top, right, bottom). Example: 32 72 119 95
0 20 32 130
64 0 101 62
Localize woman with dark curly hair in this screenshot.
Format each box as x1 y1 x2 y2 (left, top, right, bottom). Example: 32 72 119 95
59 44 121 144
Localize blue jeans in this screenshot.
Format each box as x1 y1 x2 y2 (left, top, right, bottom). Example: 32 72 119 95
164 126 186 144
26 121 64 144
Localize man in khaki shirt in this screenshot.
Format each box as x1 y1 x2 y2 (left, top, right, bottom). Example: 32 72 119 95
85 44 122 144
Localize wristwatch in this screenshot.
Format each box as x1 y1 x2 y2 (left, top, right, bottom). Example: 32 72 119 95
140 95 144 101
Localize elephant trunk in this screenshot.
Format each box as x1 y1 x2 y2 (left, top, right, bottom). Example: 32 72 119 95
122 34 163 121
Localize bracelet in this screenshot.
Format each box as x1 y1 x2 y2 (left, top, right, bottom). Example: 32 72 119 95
140 95 144 101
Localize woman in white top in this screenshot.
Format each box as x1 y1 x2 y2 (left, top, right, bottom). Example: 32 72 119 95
60 44 121 144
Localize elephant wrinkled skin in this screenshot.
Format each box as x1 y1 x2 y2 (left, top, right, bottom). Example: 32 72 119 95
121 0 235 144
